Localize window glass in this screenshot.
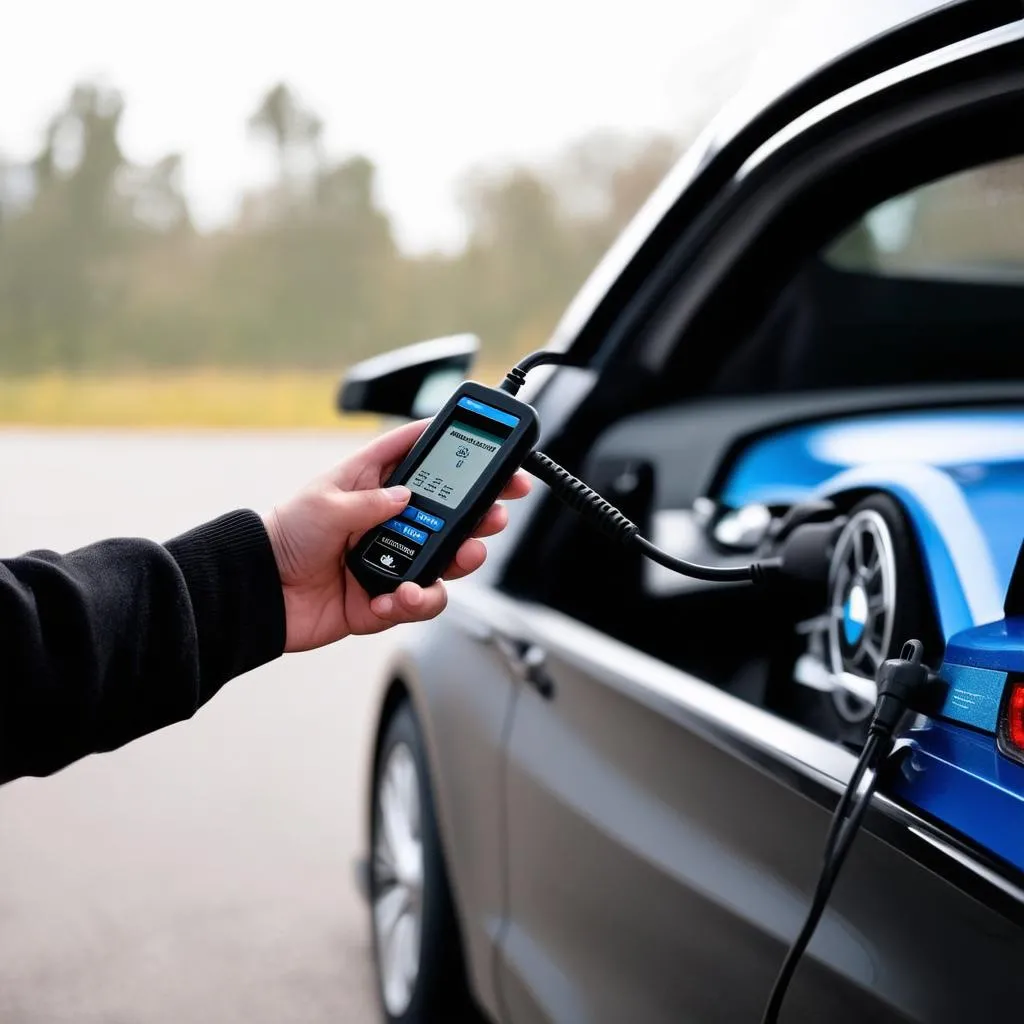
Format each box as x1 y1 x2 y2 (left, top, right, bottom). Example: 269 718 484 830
826 156 1024 281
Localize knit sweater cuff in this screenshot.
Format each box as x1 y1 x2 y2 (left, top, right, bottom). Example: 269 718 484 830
165 509 285 694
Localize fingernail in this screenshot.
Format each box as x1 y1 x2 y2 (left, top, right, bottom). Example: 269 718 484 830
374 596 394 616
385 486 410 502
403 586 422 607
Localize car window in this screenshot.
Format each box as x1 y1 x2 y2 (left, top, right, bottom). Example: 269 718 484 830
825 155 1024 282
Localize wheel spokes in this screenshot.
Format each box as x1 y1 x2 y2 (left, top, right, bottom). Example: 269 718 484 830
375 884 406 946
819 508 899 724
374 741 426 1018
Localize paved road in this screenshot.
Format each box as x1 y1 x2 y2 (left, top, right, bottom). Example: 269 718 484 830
0 430 391 1023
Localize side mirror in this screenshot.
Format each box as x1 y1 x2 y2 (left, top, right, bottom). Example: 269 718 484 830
337 334 479 419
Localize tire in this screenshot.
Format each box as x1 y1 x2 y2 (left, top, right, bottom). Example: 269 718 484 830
370 702 482 1023
793 492 941 747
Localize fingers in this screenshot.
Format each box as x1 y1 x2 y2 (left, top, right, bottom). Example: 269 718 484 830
443 537 487 580
370 580 448 623
332 483 411 536
469 470 530 539
334 419 430 488
471 503 508 539
499 471 532 500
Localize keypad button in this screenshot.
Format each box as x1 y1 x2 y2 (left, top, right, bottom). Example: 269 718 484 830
383 518 429 545
362 529 418 576
402 507 445 532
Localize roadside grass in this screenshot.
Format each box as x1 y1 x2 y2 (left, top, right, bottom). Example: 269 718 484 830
0 365 511 429
0 371 375 429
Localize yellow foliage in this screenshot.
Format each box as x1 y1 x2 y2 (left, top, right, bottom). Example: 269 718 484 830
0 371 379 429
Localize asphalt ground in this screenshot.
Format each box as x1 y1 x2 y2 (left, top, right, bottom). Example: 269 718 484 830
0 430 389 1023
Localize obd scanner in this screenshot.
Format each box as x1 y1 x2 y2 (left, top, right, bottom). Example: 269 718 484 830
349 381 539 597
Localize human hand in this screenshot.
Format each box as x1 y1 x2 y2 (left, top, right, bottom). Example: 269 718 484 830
263 419 531 652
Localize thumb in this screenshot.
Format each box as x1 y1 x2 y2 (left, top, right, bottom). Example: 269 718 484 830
336 484 411 537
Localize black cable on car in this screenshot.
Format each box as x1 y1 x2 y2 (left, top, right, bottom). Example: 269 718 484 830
760 641 945 1024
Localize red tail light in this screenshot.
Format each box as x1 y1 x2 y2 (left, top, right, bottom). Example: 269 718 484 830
999 678 1024 764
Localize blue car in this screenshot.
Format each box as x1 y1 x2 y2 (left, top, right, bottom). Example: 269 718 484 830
718 409 1024 872
339 2 1024 1021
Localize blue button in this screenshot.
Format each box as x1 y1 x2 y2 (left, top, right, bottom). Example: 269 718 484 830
383 519 429 545
402 507 445 532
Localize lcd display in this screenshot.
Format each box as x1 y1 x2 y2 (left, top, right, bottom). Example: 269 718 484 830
407 418 508 509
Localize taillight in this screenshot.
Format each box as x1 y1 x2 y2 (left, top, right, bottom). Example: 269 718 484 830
998 677 1024 765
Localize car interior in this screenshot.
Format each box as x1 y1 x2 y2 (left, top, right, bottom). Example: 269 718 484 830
501 81 1024 751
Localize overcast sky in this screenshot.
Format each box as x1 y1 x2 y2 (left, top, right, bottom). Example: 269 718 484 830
2 0 804 251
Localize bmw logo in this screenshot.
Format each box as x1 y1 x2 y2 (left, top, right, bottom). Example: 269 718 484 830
842 582 868 647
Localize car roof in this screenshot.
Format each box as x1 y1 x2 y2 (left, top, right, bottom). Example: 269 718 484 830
548 0 1021 358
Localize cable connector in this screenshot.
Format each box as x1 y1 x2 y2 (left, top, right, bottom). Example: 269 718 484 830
499 350 572 395
870 640 946 740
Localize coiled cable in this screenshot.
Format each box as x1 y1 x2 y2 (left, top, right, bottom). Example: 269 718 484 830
523 450 761 583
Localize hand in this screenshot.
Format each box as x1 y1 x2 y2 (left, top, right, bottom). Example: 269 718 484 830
263 419 531 652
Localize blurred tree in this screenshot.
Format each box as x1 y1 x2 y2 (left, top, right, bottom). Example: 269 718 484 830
0 84 127 369
0 82 194 371
247 82 323 203
0 79 682 376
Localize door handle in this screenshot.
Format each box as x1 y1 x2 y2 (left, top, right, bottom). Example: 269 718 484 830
491 634 555 699
452 601 555 698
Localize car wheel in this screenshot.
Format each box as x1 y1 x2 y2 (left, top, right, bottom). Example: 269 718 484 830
370 701 481 1023
793 492 939 746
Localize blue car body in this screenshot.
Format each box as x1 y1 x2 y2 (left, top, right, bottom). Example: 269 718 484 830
718 407 1024 870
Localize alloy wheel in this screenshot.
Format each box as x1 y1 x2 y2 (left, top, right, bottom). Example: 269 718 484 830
826 508 897 722
373 742 424 1017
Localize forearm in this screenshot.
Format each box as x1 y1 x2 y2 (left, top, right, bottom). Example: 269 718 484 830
0 510 284 783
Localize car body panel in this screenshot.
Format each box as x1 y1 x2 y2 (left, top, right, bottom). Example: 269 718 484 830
945 614 1024 672
888 613 1024 875
374 611 520 1018
494 597 1024 1023
891 718 1024 873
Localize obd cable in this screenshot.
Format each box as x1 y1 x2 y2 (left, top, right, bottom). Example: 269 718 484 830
760 640 945 1023
503 349 826 587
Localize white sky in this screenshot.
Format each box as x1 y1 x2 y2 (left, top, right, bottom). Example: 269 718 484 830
2 0 801 252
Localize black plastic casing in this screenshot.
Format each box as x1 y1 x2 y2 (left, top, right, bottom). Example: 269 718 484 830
349 381 539 597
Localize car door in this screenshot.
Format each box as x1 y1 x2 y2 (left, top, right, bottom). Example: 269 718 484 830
491 12 1024 1024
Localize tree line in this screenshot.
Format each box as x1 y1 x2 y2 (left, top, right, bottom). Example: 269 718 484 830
0 82 679 373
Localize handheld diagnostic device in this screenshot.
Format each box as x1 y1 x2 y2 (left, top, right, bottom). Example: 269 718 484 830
349 381 539 596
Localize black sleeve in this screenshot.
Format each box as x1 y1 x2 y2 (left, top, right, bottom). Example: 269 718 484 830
0 509 285 784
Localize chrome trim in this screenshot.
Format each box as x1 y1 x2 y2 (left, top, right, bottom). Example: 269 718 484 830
906 827 1024 906
713 503 773 549
793 654 879 704
737 22 1024 180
